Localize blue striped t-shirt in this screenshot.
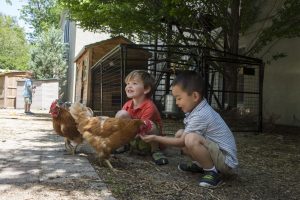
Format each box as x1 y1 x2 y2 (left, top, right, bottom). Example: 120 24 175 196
183 99 238 169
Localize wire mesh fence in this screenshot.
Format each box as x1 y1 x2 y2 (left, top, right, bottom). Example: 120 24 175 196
91 44 264 133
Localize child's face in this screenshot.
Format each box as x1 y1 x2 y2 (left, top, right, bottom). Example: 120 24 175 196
125 76 149 99
172 85 201 113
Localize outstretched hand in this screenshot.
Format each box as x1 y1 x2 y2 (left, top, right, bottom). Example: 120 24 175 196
140 134 156 143
137 119 153 137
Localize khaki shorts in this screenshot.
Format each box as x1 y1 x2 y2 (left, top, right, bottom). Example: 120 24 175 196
204 139 236 175
24 97 32 104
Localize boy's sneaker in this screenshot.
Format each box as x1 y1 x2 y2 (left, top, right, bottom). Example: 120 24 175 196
25 111 34 115
178 161 204 173
199 171 222 187
152 151 168 165
113 144 130 154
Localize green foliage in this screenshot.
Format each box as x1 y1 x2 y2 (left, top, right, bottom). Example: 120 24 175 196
16 0 67 92
0 14 30 70
240 0 262 34
58 0 165 40
5 0 12 5
264 52 287 65
30 26 68 89
20 0 62 41
248 0 300 57
57 0 242 48
58 0 299 60
57 1 222 41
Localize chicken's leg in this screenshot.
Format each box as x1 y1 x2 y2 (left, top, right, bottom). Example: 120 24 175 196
64 138 75 155
72 144 79 155
104 159 119 173
96 155 116 171
104 159 114 169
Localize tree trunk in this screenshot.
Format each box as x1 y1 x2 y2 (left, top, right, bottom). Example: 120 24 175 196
224 0 240 110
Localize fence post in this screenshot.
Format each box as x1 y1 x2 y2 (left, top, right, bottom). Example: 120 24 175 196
258 62 265 132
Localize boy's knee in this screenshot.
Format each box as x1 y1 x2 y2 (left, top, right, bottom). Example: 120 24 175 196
175 129 184 138
184 133 205 148
115 110 131 118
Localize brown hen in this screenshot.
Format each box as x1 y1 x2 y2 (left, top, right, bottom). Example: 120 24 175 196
69 102 145 169
49 100 84 155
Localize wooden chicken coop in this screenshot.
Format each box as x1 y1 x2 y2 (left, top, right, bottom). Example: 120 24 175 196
74 36 134 106
90 44 264 132
0 70 28 108
91 44 151 116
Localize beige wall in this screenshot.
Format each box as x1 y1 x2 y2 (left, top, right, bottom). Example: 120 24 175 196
72 27 110 103
262 38 300 126
60 13 110 103
239 0 300 126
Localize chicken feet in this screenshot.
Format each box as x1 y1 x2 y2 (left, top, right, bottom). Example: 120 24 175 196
104 159 114 169
64 138 79 155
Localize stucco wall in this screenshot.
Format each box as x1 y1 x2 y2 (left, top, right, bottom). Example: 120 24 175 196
60 12 110 103
239 0 300 127
72 28 110 103
74 28 110 58
262 38 300 126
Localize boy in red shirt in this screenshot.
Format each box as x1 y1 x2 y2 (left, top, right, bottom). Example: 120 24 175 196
116 70 168 165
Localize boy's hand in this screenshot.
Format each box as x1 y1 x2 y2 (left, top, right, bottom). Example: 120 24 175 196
137 119 153 136
140 135 156 143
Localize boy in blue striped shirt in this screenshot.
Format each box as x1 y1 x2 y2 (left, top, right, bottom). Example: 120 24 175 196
141 70 238 187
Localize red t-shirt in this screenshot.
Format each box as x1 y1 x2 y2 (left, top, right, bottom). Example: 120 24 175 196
122 99 163 136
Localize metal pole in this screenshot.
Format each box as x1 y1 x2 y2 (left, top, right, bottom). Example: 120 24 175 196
258 62 265 132
100 64 103 115
120 45 126 108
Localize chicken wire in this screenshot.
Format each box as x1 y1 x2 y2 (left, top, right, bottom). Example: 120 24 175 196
91 44 264 133
91 49 123 116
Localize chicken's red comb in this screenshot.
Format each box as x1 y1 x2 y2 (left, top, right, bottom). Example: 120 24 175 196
50 99 59 109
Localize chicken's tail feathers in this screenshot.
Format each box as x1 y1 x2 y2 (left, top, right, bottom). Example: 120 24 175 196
69 102 94 123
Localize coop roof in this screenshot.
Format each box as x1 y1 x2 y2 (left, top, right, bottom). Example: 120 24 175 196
74 36 134 62
0 70 28 77
90 44 152 70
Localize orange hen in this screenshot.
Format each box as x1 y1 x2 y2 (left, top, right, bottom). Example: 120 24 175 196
69 102 145 169
49 100 84 155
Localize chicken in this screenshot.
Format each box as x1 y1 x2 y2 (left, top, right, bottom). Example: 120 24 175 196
69 102 145 169
49 99 84 155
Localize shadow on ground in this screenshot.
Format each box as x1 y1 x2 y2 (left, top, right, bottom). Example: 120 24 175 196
0 109 113 200
89 130 300 200
1 109 299 200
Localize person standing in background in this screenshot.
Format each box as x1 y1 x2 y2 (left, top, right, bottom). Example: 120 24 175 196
23 71 36 114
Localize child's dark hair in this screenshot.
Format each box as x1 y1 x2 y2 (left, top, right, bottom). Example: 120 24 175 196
125 70 155 98
171 70 204 96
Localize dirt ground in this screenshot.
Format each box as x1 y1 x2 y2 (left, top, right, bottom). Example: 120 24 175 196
1 109 299 199
88 127 300 200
